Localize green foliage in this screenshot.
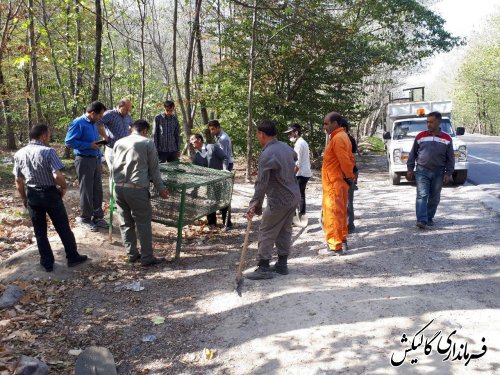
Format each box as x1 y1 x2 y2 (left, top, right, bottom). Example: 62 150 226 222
203 0 460 154
1 0 461 154
453 13 500 135
364 136 385 154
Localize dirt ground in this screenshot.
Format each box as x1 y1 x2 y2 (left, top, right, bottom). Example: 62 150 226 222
1 154 499 374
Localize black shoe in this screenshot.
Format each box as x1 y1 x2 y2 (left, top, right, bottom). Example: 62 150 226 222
67 254 88 267
342 241 348 252
41 263 53 272
427 220 434 227
128 254 141 263
348 224 356 233
141 257 166 267
416 222 427 229
246 266 274 280
271 263 289 275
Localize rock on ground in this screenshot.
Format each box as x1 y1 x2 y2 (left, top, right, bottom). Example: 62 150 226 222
0 284 23 309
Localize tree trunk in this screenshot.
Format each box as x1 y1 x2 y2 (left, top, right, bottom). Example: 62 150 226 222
245 0 258 182
72 0 83 118
91 0 103 101
172 0 189 152
0 67 16 149
195 3 209 127
182 0 202 152
0 1 20 150
103 0 115 106
137 0 146 118
28 0 43 123
25 60 33 139
41 0 69 116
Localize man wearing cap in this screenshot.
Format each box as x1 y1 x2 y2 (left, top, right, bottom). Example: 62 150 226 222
407 111 454 228
246 120 300 279
14 124 88 272
65 101 107 232
319 112 355 256
284 123 312 218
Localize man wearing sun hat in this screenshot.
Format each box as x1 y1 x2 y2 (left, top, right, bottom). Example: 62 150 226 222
284 123 312 219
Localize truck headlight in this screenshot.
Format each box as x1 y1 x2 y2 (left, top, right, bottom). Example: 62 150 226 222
458 145 467 162
393 148 402 164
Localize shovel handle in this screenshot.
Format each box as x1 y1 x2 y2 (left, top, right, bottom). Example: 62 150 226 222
237 219 252 279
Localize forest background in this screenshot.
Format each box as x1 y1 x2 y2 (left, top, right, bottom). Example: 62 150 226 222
1 0 498 178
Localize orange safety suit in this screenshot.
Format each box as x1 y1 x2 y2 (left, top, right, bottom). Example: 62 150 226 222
322 128 355 250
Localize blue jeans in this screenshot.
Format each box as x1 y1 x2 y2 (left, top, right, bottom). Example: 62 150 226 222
415 166 444 224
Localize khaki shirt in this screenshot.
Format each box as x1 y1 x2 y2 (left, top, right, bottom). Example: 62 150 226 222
112 132 165 191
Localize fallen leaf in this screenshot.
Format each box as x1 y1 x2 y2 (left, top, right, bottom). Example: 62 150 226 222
203 348 216 360
83 307 93 315
151 316 165 325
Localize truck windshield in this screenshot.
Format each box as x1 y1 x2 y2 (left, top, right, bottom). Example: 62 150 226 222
393 119 455 140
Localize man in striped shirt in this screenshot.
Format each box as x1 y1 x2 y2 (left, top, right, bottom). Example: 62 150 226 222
153 100 181 163
97 98 133 169
407 111 454 229
13 124 88 272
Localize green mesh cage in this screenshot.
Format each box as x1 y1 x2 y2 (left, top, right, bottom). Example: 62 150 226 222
149 161 234 258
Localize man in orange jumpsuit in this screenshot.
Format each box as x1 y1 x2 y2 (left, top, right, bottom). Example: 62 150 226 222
319 112 355 256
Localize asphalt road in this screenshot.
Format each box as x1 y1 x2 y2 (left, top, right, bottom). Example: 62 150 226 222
459 134 500 198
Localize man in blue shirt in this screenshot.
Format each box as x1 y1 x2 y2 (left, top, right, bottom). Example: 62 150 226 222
65 101 107 232
14 124 88 272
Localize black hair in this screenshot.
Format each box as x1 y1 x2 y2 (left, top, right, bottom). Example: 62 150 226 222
86 101 107 114
427 111 442 121
208 120 221 128
289 123 302 136
339 118 350 132
163 100 175 109
131 119 150 133
191 133 204 142
29 124 49 140
257 119 277 136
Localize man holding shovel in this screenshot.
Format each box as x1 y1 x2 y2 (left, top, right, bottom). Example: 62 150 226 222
245 120 300 280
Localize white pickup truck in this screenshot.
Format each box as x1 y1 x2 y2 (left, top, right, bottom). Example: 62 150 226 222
383 100 468 185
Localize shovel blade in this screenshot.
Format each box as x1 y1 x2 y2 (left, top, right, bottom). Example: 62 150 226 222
292 213 308 228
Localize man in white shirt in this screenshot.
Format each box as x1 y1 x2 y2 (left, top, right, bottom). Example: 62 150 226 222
284 124 312 217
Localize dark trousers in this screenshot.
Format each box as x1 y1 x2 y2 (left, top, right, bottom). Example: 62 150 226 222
75 155 103 220
158 151 179 163
207 207 232 226
296 176 310 215
27 186 78 268
347 171 358 228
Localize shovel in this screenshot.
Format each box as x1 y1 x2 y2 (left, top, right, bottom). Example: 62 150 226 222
234 219 252 296
292 208 309 228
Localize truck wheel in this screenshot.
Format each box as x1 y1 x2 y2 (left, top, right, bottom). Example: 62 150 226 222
453 170 467 185
390 168 401 185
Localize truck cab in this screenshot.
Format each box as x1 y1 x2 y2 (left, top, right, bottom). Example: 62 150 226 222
383 101 468 185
